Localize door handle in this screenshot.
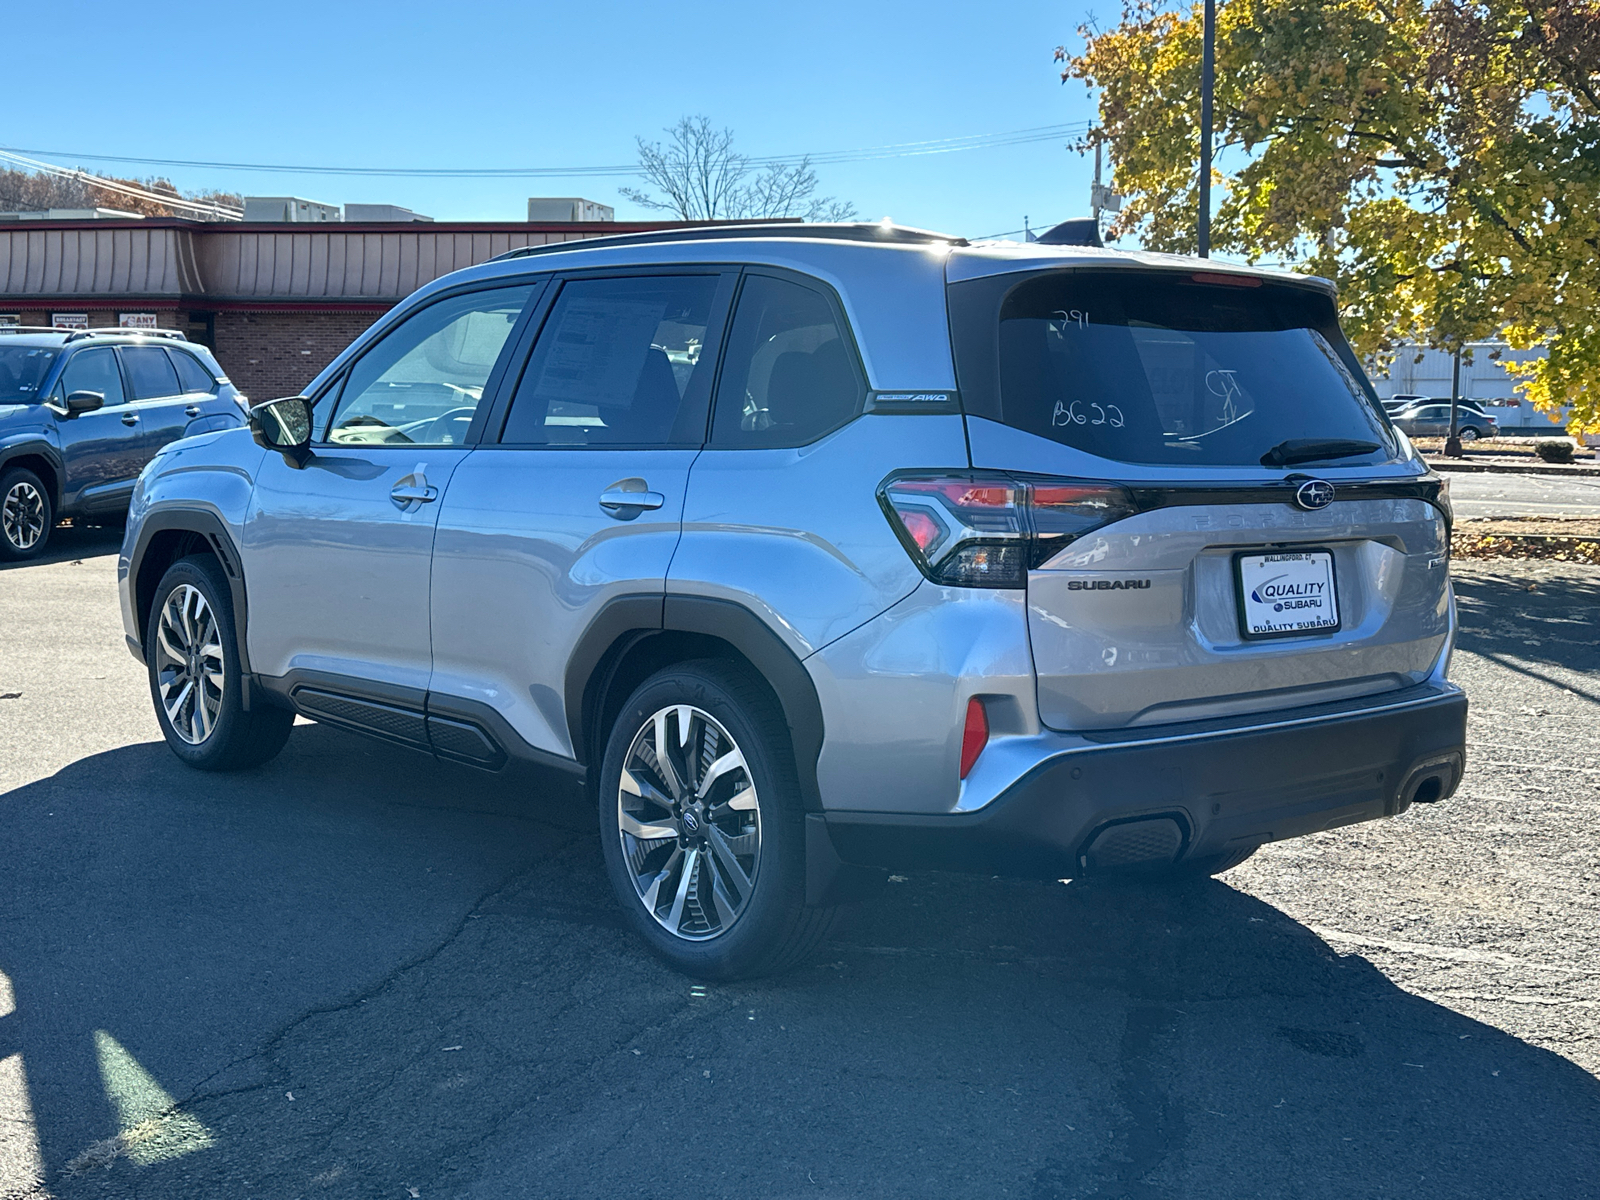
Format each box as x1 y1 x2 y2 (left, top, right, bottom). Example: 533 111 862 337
121 412 139 426
599 488 666 516
390 465 438 510
185 404 202 417
390 483 439 504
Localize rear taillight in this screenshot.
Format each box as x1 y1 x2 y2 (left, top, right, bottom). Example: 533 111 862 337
959 696 989 779
879 472 1137 588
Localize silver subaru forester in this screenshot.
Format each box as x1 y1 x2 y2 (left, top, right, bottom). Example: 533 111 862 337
119 223 1467 979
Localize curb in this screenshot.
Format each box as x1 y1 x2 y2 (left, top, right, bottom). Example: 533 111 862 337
1425 458 1600 478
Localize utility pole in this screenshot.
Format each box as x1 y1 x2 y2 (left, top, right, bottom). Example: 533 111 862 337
1092 143 1103 227
1198 0 1216 257
1445 345 1464 457
1089 134 1121 235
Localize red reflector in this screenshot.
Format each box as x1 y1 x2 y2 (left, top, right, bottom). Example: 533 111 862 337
959 696 989 780
898 509 942 551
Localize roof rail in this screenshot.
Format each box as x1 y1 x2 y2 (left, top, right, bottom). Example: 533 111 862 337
63 327 188 343
489 221 970 263
0 325 190 342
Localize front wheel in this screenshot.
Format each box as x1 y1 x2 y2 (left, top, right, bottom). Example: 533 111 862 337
0 467 53 562
597 661 837 980
147 555 294 770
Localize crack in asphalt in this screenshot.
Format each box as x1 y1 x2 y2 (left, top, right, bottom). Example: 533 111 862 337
170 831 584 1117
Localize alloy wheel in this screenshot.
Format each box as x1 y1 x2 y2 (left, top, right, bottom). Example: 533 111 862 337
617 704 762 941
2 481 46 551
154 584 226 745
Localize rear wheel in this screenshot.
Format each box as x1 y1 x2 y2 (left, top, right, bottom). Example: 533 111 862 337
1457 426 1480 443
0 467 52 562
597 661 837 980
147 555 294 770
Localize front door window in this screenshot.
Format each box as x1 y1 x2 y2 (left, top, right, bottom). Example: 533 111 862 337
325 286 534 446
57 348 126 406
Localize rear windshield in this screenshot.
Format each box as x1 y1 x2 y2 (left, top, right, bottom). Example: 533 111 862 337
0 346 59 403
950 270 1394 467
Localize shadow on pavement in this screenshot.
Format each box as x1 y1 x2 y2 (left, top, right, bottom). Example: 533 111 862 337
3 721 1597 1199
1454 566 1600 680
0 522 124 571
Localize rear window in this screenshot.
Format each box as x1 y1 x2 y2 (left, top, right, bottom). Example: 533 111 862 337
950 270 1395 467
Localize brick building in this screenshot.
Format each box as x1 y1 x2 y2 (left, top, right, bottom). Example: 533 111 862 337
0 215 694 400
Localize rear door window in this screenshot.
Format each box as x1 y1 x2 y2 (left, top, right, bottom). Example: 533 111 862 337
119 346 182 401
710 273 865 448
951 271 1395 467
499 275 720 447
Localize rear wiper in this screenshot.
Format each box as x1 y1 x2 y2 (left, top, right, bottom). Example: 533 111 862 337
1260 438 1382 468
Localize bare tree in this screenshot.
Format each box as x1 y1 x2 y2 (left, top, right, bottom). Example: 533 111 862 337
621 116 855 222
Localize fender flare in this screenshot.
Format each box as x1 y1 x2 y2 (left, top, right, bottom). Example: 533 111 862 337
127 507 252 676
0 440 67 508
565 594 827 811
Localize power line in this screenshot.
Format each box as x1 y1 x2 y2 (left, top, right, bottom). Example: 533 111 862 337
974 218 1066 240
0 122 1092 181
0 149 241 219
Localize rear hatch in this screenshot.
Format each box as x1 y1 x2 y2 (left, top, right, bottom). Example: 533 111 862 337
947 262 1452 731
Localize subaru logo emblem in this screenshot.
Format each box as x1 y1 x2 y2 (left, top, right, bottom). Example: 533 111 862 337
681 811 700 833
1295 479 1336 511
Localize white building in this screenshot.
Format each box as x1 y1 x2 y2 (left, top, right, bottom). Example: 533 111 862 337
1369 340 1567 431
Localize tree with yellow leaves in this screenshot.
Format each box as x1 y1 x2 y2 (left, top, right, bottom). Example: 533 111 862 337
1061 0 1600 433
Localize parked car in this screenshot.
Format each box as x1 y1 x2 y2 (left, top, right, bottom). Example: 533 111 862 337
1391 401 1498 441
0 328 244 560
1382 393 1426 414
119 224 1467 978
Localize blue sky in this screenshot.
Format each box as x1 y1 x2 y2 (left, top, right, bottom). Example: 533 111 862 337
4 0 1105 237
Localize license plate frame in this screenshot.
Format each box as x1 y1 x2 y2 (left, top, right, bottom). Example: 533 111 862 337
1234 549 1341 641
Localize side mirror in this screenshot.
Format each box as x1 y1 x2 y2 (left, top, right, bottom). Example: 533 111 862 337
248 395 314 468
65 390 105 416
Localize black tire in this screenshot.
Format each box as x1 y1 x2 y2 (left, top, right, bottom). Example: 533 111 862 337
597 660 838 980
0 466 53 562
1458 426 1480 443
146 555 294 771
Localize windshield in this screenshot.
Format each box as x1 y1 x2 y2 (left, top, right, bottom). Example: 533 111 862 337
951 270 1395 468
0 346 59 403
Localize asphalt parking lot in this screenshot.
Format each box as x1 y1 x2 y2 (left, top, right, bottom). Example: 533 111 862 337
3 525 1599 1200
1447 469 1600 518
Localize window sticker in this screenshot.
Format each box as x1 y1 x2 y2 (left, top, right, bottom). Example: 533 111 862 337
534 298 664 406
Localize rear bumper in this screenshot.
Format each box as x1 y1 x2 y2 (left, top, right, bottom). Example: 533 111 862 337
815 683 1467 883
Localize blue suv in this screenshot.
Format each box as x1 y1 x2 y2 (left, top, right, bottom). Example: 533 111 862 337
0 328 244 560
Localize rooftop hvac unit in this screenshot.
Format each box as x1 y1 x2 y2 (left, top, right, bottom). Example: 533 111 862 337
242 197 342 223
344 204 433 223
527 197 615 223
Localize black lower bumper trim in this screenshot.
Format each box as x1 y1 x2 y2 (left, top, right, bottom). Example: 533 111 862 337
820 688 1468 880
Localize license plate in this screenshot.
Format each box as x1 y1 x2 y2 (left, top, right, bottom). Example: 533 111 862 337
1235 550 1340 639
